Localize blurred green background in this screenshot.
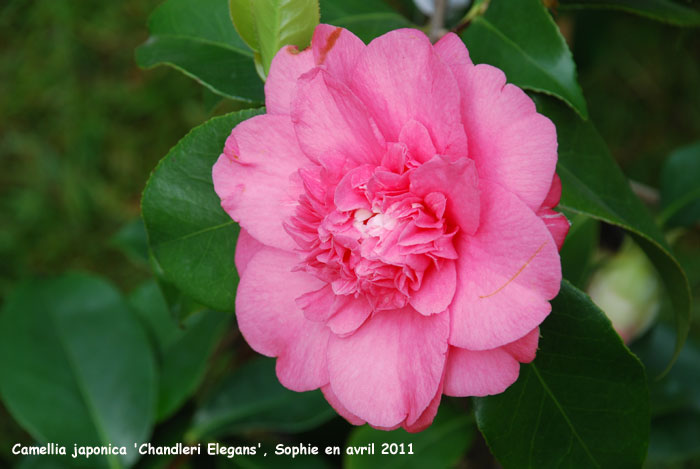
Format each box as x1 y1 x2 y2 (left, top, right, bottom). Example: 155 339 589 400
1 0 699 467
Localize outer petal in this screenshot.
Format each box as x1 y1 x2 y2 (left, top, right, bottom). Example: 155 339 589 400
234 228 264 276
409 155 480 235
409 260 456 316
327 296 372 336
449 181 561 350
434 32 473 69
312 24 365 84
213 115 307 251
327 308 449 428
265 46 314 115
402 382 443 432
503 327 540 364
321 384 365 426
443 346 520 397
538 210 570 251
439 51 557 210
236 247 330 391
537 174 569 251
349 29 468 159
292 68 385 165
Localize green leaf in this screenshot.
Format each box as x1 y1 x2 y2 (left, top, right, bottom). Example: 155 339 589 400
142 108 264 312
319 0 396 22
318 0 414 43
558 0 700 27
630 324 700 417
559 213 598 288
648 411 700 465
344 404 474 469
0 274 157 468
333 13 414 43
251 0 320 77
660 141 700 227
536 95 691 369
188 358 336 440
129 281 230 421
460 0 589 119
110 218 149 265
232 453 334 469
16 456 67 469
475 280 650 469
135 0 263 103
229 0 259 51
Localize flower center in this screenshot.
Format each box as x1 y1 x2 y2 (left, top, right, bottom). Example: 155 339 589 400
287 159 458 311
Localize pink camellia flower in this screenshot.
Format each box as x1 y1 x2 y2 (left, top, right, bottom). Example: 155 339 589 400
213 24 569 431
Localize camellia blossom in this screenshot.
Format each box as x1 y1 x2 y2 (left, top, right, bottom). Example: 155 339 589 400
213 24 569 431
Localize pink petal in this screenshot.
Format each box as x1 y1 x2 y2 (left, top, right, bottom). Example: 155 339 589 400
334 164 374 212
443 57 557 210
409 155 480 235
449 180 561 350
409 260 456 316
434 32 473 69
296 284 336 322
312 24 365 84
443 346 520 397
327 296 372 336
403 383 443 432
213 115 308 251
321 384 365 426
503 327 540 364
349 29 468 159
234 228 264 276
541 173 563 209
327 308 449 428
538 209 570 251
537 174 569 251
398 120 437 164
265 46 314 115
236 247 330 391
292 68 385 165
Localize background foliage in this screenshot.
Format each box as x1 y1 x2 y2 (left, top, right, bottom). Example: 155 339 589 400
1 0 699 467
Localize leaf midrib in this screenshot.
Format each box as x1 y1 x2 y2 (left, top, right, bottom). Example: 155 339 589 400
47 308 123 469
530 363 601 468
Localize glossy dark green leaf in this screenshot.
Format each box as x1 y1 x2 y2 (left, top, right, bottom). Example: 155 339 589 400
631 324 700 417
319 0 396 22
129 281 230 421
460 0 588 118
536 96 691 368
110 218 149 265
318 0 414 43
135 0 263 103
344 404 473 469
16 456 67 469
660 141 700 227
0 274 157 468
142 108 264 312
559 213 598 288
187 358 336 440
228 453 334 469
639 325 700 464
333 14 414 43
148 253 203 322
253 0 320 77
559 0 700 27
475 281 649 469
648 411 700 465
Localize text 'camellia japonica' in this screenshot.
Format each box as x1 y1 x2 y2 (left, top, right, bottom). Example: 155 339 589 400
213 25 569 431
